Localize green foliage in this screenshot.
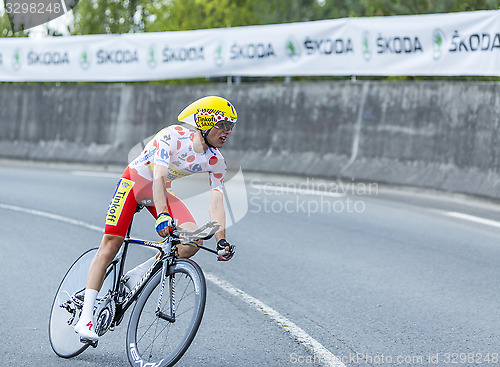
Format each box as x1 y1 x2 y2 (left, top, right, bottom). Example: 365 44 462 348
0 8 29 37
143 0 258 32
73 0 149 34
315 0 499 18
252 0 316 24
313 0 368 19
72 0 499 36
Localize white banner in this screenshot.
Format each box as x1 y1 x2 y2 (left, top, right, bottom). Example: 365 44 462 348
0 10 498 81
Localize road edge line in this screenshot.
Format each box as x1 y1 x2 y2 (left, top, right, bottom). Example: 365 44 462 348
0 202 343 367
205 272 346 367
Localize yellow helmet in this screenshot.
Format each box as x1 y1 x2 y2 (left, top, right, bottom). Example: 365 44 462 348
178 96 237 131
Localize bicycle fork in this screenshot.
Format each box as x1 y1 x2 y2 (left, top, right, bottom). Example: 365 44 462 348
156 261 175 323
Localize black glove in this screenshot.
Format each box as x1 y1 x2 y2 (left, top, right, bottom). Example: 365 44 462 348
217 239 235 260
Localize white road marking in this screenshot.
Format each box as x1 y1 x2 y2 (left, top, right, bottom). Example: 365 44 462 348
0 203 103 232
205 272 346 367
0 202 342 367
445 211 500 229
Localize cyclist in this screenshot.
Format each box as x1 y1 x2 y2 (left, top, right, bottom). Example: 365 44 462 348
74 96 237 342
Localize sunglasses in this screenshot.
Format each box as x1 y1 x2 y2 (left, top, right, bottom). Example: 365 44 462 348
214 120 235 131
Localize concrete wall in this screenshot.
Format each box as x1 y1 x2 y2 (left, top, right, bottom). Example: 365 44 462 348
1 81 499 198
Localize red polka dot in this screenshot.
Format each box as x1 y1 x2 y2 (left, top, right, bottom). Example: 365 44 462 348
213 173 223 179
209 178 212 186
209 156 218 165
187 155 195 163
177 141 181 150
175 126 185 135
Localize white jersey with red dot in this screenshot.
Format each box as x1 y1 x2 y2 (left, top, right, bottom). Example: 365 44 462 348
128 125 226 192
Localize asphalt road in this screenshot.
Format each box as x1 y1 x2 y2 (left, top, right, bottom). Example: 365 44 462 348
1 161 500 367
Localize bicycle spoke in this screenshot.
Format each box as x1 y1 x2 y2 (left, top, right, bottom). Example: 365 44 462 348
128 261 206 367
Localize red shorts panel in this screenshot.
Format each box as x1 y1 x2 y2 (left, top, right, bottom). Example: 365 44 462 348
104 167 195 237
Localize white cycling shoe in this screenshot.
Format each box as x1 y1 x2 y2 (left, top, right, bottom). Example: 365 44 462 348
74 318 99 342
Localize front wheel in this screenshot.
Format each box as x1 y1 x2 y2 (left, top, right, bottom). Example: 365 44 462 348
126 259 206 367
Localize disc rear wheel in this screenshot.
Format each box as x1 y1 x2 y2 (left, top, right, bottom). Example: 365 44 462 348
49 248 116 358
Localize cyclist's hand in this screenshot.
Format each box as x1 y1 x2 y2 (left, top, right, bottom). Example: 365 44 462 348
155 212 173 237
217 239 235 261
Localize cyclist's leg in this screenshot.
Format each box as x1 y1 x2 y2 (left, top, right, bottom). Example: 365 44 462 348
75 171 138 340
146 188 200 259
176 221 200 258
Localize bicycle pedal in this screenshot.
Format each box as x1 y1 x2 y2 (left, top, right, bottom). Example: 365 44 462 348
80 338 99 348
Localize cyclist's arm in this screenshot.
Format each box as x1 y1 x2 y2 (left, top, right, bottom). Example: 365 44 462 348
152 130 174 217
209 189 225 242
153 164 170 216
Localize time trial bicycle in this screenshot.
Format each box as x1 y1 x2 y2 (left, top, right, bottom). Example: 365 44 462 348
49 203 229 367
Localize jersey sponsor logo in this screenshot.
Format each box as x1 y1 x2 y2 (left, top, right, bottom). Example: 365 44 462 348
167 166 191 181
189 163 202 172
160 134 171 145
132 150 155 166
158 148 169 161
106 178 135 226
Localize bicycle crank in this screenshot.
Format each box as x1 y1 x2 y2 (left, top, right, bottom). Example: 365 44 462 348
94 292 116 337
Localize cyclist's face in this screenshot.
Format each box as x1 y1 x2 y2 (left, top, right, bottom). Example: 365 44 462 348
207 121 233 148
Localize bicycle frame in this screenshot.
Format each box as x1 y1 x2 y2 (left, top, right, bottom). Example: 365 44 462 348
106 207 171 328
50 203 222 361
103 204 220 329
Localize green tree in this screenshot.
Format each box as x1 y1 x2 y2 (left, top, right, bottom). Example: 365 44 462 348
312 0 498 20
73 0 150 34
252 0 317 24
71 0 500 34
73 0 321 35
0 10 29 37
143 0 264 32
312 0 368 19
0 9 13 37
